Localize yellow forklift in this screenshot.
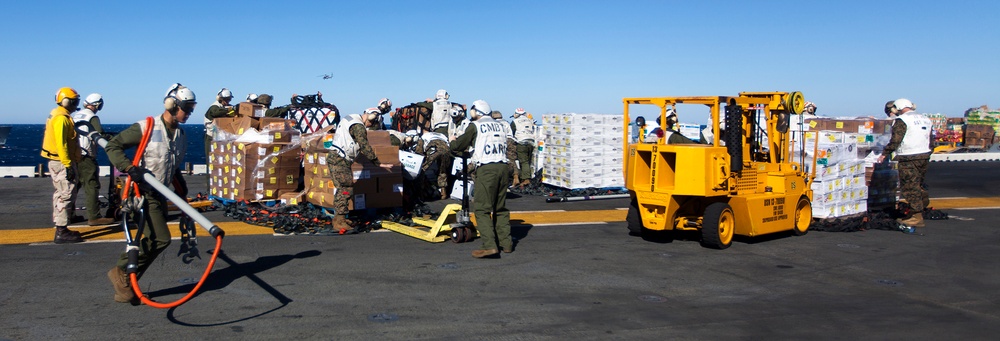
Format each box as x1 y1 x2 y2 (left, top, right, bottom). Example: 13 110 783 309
623 92 813 249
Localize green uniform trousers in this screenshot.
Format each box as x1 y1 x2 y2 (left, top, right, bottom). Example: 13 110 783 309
472 162 512 251
76 156 102 220
116 192 170 277
516 143 535 180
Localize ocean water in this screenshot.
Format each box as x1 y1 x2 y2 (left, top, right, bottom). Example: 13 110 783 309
0 124 208 167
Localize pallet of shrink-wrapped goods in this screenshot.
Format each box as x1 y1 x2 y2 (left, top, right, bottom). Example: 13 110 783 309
207 117 302 202
540 113 626 189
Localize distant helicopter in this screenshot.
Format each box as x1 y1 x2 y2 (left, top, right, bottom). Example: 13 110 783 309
317 73 333 80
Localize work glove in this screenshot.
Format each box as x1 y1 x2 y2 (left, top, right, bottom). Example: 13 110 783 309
127 166 152 191
65 166 76 183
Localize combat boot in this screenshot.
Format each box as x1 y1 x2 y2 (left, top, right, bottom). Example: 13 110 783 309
107 267 136 303
440 188 448 200
472 248 499 258
332 216 352 231
900 212 926 228
54 227 84 244
512 173 520 186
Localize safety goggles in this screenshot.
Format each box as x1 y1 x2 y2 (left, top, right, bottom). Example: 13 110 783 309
179 101 197 113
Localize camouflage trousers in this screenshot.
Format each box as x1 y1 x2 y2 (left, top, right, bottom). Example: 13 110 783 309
327 154 355 216
506 139 518 176
420 139 451 188
897 157 930 212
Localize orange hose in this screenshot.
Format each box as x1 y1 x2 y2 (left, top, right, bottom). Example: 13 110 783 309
122 117 155 201
129 235 223 309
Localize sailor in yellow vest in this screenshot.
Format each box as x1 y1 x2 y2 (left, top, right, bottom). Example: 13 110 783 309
104 83 193 303
42 87 85 244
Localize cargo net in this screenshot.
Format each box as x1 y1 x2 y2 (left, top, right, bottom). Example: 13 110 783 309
809 202 949 233
289 95 340 134
390 103 432 132
222 200 377 235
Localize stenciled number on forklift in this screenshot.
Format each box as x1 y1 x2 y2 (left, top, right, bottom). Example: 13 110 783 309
761 197 787 223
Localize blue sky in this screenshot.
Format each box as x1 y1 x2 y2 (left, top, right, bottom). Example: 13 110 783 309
1 0 997 125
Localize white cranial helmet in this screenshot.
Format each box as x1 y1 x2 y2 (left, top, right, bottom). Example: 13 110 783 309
893 98 915 111
435 89 449 100
469 100 491 118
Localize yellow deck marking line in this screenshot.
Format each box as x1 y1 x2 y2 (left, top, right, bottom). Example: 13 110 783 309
3 198 996 245
928 197 1000 210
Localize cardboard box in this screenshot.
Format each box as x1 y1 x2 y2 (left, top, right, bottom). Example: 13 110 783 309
238 102 265 118
278 191 305 206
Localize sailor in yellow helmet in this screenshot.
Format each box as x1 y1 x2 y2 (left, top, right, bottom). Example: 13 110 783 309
42 87 85 244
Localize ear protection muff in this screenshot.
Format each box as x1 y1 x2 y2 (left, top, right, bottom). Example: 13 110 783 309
164 83 182 110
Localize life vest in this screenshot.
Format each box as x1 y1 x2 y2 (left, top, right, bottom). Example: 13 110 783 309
513 115 536 144
136 115 186 185
385 129 406 144
497 120 514 141
471 117 508 166
895 112 932 156
71 109 98 157
421 131 448 145
41 106 81 165
331 114 365 163
430 99 451 130
448 119 469 141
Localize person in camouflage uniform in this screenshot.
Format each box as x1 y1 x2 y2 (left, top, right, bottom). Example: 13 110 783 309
327 108 393 229
879 99 932 228
412 131 452 198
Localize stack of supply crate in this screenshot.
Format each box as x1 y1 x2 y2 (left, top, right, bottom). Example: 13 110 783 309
208 117 302 201
540 113 626 189
790 117 898 218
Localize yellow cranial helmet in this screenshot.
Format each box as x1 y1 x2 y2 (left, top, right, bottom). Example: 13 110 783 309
55 87 80 107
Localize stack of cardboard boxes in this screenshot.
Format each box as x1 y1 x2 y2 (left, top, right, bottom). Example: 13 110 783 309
299 130 404 213
208 117 302 201
540 113 626 189
790 117 898 218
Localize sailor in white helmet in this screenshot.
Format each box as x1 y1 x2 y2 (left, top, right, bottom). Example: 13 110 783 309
71 93 115 226
326 108 395 231
105 83 195 303
377 97 393 115
203 88 235 173
450 100 513 258
510 108 537 186
428 89 453 134
878 98 932 230
416 127 453 199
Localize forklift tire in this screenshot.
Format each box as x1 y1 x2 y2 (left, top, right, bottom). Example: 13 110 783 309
701 202 734 249
451 227 466 243
792 196 811 236
627 201 643 236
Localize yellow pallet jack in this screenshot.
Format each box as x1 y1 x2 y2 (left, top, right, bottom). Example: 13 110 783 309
380 155 478 243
